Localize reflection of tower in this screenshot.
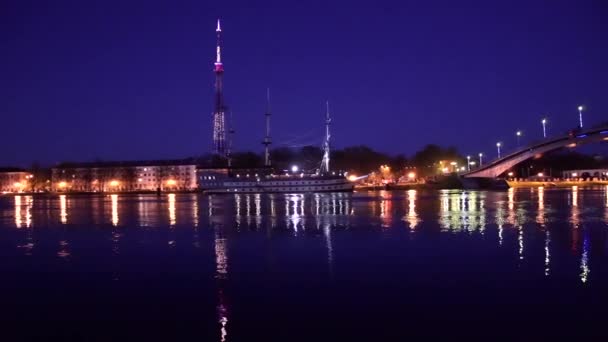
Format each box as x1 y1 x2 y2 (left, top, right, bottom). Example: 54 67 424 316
262 89 272 167
214 229 229 342
212 19 227 157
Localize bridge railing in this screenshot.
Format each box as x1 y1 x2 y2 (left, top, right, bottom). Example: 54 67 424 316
465 122 608 175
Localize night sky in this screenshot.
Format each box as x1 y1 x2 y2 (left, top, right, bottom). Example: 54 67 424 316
2 0 607 166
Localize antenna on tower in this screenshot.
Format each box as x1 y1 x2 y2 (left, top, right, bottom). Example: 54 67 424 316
262 88 272 167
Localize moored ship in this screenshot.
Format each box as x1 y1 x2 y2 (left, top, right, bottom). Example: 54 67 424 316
199 101 353 194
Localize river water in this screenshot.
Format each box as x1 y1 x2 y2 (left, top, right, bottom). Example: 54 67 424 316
1 187 607 340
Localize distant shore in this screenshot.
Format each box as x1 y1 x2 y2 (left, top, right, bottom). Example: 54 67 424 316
507 180 608 188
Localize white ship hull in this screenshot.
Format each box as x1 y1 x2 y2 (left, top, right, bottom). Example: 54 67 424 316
200 176 354 194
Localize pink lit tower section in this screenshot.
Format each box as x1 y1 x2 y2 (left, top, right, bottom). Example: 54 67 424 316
212 19 226 157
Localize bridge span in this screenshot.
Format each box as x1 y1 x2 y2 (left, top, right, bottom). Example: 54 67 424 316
462 123 608 178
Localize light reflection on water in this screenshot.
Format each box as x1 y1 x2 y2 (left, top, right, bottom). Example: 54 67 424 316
2 188 608 338
0 190 604 280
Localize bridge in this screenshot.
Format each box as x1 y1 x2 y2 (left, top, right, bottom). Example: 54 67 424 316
462 123 608 178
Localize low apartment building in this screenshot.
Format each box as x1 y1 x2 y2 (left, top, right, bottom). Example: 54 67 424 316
0 168 33 193
52 161 197 192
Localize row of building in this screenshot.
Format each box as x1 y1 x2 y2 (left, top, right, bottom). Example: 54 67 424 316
0 161 241 193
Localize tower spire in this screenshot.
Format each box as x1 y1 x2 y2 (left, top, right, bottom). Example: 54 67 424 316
320 101 331 174
262 88 272 167
212 18 226 157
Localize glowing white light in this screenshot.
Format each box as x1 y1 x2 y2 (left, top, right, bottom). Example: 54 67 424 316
291 165 299 173
111 194 119 226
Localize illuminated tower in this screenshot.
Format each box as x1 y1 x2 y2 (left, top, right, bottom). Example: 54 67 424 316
320 101 331 174
213 19 227 157
262 88 272 167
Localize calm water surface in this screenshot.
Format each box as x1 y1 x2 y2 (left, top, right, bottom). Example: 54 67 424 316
2 188 608 340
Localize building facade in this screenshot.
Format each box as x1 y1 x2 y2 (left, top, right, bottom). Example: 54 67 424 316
52 161 197 192
0 168 33 193
562 169 608 179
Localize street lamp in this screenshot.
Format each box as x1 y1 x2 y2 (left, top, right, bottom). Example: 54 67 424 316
578 105 584 128
542 118 547 138
478 153 483 167
466 155 471 171
516 131 522 147
496 142 502 159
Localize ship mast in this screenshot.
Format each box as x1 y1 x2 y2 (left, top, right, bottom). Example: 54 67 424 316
262 88 272 167
320 101 331 174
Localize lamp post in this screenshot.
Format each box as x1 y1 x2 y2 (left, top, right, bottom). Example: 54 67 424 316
478 153 483 167
542 118 547 138
496 142 502 159
466 155 471 171
578 105 584 128
516 131 522 147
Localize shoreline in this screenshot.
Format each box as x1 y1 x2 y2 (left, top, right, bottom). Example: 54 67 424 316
507 180 608 188
2 181 607 197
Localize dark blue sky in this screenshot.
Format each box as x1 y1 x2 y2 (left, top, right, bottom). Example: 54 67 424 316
2 0 607 166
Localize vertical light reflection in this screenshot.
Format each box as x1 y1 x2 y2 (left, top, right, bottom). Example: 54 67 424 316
537 186 545 225
15 195 35 255
167 193 176 226
60 195 68 224
495 197 504 246
324 223 333 278
111 194 119 226
440 191 449 230
245 194 252 227
605 185 608 222
507 188 515 226
192 195 200 248
379 190 392 228
478 192 486 234
571 186 580 227
235 194 241 227
254 194 262 229
192 194 199 228
518 226 524 261
270 194 276 229
450 192 460 230
208 195 214 220
24 196 33 227
580 232 590 283
459 191 467 226
214 229 228 342
405 189 419 230
14 195 22 228
570 186 580 254
215 231 228 278
464 192 473 232
544 230 551 276
287 194 302 232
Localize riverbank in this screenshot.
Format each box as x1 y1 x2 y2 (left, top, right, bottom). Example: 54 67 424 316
0 190 200 197
508 180 608 188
